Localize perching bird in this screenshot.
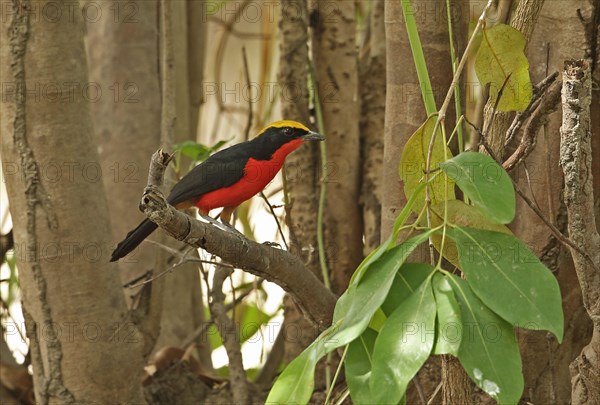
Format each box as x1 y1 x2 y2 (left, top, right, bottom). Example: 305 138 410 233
110 120 324 261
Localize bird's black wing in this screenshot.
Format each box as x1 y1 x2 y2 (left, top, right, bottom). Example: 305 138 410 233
166 142 251 206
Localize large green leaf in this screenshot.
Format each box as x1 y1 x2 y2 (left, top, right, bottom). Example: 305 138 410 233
432 274 462 356
440 152 515 224
370 278 436 404
448 227 564 342
428 200 511 268
267 232 432 404
382 263 436 316
449 275 524 404
346 328 378 405
399 116 455 214
475 24 532 111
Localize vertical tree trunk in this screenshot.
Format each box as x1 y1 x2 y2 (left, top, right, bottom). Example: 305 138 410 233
359 0 385 254
278 0 321 371
311 0 363 293
0 0 145 402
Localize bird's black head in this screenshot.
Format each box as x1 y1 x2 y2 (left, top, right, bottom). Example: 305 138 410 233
250 120 325 160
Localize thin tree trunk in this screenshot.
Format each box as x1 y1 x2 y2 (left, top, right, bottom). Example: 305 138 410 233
278 0 321 366
311 0 363 293
359 0 385 254
0 0 145 402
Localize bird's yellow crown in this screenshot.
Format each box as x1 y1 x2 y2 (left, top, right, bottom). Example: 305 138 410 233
255 120 310 138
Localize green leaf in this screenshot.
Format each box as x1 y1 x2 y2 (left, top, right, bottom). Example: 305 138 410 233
370 278 436 404
267 232 432 404
235 304 274 344
440 152 515 224
346 328 378 405
382 263 435 316
264 335 327 403
449 275 524 404
428 200 512 268
448 227 564 341
174 139 229 162
400 116 455 214
475 24 532 111
432 274 462 355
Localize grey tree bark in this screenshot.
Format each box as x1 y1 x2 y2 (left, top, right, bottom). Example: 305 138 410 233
0 0 146 402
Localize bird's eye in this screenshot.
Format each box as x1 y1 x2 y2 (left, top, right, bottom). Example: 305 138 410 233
283 128 292 136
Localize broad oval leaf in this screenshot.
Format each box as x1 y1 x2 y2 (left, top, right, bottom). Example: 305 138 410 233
369 279 436 404
382 263 436 316
475 24 532 111
432 274 462 355
346 328 378 405
440 152 515 224
449 275 524 404
448 227 564 342
399 116 455 214
428 200 512 267
267 232 432 404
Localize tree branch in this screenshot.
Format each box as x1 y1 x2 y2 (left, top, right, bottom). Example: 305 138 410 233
139 150 337 329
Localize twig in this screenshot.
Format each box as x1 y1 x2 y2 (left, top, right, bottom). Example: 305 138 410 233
260 192 288 250
504 71 559 147
139 150 337 329
209 267 248 403
503 79 562 171
180 278 263 349
241 46 253 140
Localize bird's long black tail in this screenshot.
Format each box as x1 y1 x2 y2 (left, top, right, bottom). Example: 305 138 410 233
110 219 158 262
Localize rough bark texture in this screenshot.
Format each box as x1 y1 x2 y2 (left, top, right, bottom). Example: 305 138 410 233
512 2 598 403
311 0 363 293
359 0 385 254
278 0 321 365
559 59 600 405
0 0 145 402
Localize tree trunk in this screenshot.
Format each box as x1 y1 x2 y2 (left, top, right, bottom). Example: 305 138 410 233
359 0 385 254
0 1 145 402
311 0 363 293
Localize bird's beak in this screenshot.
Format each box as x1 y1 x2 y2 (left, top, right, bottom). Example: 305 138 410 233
302 131 325 141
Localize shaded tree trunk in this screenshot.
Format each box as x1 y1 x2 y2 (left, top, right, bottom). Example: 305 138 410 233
0 0 146 402
311 0 363 293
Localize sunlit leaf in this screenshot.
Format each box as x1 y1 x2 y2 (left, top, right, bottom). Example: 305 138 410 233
399 116 455 214
475 24 532 111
